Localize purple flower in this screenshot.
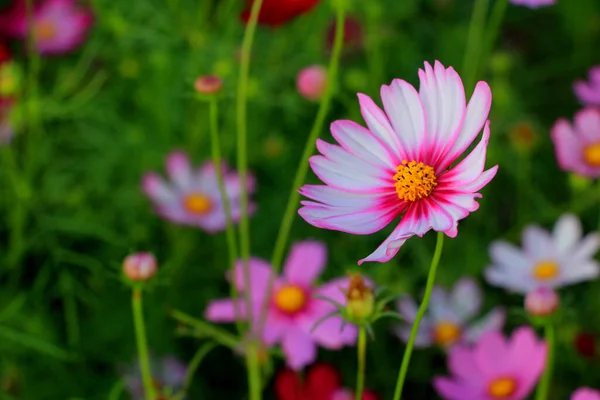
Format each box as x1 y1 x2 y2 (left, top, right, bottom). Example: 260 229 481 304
205 241 357 370
574 66 600 107
143 151 256 233
396 277 505 349
122 355 187 400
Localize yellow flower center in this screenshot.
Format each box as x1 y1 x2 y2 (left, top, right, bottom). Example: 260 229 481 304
393 160 437 201
34 21 57 41
487 377 517 398
532 261 559 281
274 285 306 314
183 193 213 215
433 321 462 347
583 143 600 167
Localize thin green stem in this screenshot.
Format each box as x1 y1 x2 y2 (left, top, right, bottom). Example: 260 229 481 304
478 0 508 79
132 288 154 400
170 309 240 349
355 326 367 400
392 232 445 400
246 346 262 400
462 0 490 93
535 323 555 400
208 98 243 330
256 2 347 338
181 341 218 396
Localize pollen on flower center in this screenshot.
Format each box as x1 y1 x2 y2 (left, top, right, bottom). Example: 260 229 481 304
487 377 517 398
183 193 213 215
433 321 462 347
35 21 57 40
274 285 306 314
583 143 600 167
393 160 437 201
532 261 560 281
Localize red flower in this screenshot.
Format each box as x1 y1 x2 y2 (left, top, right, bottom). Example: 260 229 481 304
241 0 320 27
575 332 597 358
0 39 11 64
325 17 363 52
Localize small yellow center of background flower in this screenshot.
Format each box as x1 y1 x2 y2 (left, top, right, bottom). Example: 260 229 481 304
393 160 437 201
532 261 559 281
274 285 306 314
35 21 57 40
583 143 600 167
183 193 213 215
433 321 461 347
487 377 517 398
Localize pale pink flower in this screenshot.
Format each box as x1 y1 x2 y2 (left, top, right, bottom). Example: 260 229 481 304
509 0 555 8
434 326 547 400
205 241 357 370
551 108 600 177
524 287 559 317
299 61 496 264
297 65 327 101
574 66 600 106
122 252 157 282
396 278 505 349
142 151 256 233
0 0 94 55
572 388 600 400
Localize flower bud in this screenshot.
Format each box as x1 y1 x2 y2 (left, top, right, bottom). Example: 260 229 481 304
525 287 559 317
296 65 327 101
345 273 374 321
123 252 157 282
508 121 537 152
194 75 223 95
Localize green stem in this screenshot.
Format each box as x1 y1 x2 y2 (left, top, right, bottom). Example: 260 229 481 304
392 232 445 400
180 341 218 397
355 326 367 400
462 0 490 93
478 0 508 79
208 98 244 331
246 346 262 400
170 309 240 349
535 323 555 400
132 288 154 400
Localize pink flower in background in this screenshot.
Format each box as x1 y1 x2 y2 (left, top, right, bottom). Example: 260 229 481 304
0 97 15 145
396 278 505 349
205 241 357 370
299 61 496 264
551 108 600 177
0 0 93 55
572 388 600 400
297 65 327 101
434 326 547 400
574 66 600 107
143 151 256 233
122 355 187 400
509 0 556 8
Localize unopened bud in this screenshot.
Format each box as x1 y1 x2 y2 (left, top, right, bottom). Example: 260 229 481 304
194 75 223 95
525 287 559 317
296 65 327 101
123 252 157 282
345 273 374 321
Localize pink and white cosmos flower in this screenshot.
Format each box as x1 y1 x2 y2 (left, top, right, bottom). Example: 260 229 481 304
574 66 600 107
142 151 256 233
0 0 93 55
572 388 600 400
205 241 357 370
508 0 556 8
299 61 497 264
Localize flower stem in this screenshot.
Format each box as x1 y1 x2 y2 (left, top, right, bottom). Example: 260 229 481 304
355 326 367 400
169 309 240 349
535 323 555 400
131 288 154 400
246 346 262 400
392 231 445 400
462 0 490 93
208 98 244 330
479 0 508 78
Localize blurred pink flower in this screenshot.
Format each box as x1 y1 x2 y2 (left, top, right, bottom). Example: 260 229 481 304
142 151 256 233
509 0 556 8
0 0 94 55
122 355 187 400
0 97 15 145
574 66 600 106
524 287 559 317
297 65 327 101
205 241 357 370
434 326 547 400
551 108 600 177
122 252 157 282
572 388 600 400
299 61 496 264
396 277 505 349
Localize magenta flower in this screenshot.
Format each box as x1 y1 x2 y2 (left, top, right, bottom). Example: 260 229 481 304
297 65 327 101
434 326 547 400
299 61 496 264
551 108 600 177
205 241 357 370
572 388 600 400
509 0 555 8
0 0 94 55
143 151 256 233
574 66 600 107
